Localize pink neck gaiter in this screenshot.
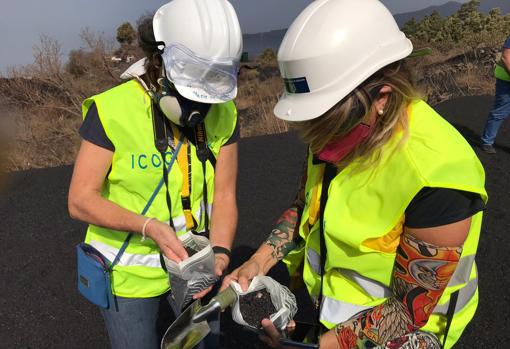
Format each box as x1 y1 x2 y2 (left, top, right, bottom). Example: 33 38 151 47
317 123 372 164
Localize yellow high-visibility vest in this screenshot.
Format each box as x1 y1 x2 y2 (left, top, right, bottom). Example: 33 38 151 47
495 51 510 81
495 63 510 81
82 80 237 298
284 100 486 348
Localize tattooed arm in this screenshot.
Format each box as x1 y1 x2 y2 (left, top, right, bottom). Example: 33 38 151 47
261 160 307 264
318 218 471 349
221 162 307 291
265 207 301 261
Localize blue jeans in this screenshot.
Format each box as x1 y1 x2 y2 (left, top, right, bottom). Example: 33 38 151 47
100 291 220 349
481 78 510 145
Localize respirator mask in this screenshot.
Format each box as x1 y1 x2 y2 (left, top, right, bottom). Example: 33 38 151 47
154 77 212 128
151 42 240 127
123 41 240 128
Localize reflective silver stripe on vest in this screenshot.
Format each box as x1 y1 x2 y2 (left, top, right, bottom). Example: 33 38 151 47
307 248 476 295
307 248 321 275
448 254 475 287
338 268 392 299
90 240 162 268
307 249 393 298
320 296 372 324
317 272 477 325
338 255 475 299
89 204 213 268
308 248 477 324
433 276 478 315
320 276 478 325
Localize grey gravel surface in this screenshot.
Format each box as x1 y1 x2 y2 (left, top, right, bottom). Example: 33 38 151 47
0 95 508 348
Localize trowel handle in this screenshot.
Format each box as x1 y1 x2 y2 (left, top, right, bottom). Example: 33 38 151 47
212 286 238 310
192 286 238 323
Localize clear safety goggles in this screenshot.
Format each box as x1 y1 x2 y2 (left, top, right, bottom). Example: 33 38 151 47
161 43 240 101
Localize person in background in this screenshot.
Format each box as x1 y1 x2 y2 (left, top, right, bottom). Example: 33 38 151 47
68 0 242 348
480 33 510 154
223 0 486 348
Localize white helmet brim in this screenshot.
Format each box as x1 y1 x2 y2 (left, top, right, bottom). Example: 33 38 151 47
273 0 414 122
274 38 413 122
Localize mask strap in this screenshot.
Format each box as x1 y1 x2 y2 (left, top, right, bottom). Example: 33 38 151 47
152 100 168 153
138 34 165 53
152 99 177 232
194 122 211 238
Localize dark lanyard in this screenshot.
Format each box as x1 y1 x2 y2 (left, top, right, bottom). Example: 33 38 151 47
316 163 338 332
159 130 211 236
152 102 213 237
194 122 212 236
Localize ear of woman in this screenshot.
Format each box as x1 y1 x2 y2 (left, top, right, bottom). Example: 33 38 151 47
373 85 393 119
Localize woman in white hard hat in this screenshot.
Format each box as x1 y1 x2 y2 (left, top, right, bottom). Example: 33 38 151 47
68 0 242 348
223 0 486 348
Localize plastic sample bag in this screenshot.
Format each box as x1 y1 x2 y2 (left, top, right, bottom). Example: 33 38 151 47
163 233 218 311
230 276 297 331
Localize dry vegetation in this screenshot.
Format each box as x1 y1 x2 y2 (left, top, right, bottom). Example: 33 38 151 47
0 1 507 171
411 44 497 104
0 32 132 171
237 49 288 137
0 40 498 172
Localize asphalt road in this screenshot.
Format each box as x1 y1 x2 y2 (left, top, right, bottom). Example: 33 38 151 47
1 95 509 348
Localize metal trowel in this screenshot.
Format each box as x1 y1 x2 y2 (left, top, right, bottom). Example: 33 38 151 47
161 286 238 349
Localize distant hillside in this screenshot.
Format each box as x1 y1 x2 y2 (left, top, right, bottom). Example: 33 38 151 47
243 0 510 57
243 29 286 58
394 0 510 27
394 1 463 27
478 0 510 14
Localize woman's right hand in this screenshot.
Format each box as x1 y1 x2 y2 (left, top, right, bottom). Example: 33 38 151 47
221 258 264 292
145 219 189 263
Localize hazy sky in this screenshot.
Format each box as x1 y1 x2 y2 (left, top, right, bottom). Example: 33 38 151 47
0 0 467 72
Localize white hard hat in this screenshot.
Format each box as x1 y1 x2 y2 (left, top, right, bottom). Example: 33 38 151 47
274 0 413 121
153 0 243 104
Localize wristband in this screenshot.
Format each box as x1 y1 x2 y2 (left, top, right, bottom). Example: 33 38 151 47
212 246 231 259
141 217 155 242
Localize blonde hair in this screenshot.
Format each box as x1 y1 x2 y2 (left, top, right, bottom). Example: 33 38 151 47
292 61 420 170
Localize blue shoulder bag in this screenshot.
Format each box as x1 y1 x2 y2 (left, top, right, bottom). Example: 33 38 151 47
76 136 184 309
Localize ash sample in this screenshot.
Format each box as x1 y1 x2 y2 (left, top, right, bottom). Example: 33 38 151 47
239 288 276 328
183 239 201 258
185 246 199 257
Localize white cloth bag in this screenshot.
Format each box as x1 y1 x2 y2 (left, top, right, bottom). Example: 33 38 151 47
230 276 297 331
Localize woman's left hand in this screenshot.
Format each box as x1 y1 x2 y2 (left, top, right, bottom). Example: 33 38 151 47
213 253 230 277
259 319 297 349
260 319 338 349
192 254 230 300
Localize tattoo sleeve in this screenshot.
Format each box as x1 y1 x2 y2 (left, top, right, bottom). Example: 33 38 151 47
334 233 462 349
264 161 307 261
265 208 299 261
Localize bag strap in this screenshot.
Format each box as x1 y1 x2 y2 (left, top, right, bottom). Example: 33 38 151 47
109 132 184 272
442 290 459 348
194 122 212 237
171 123 196 231
316 163 337 330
